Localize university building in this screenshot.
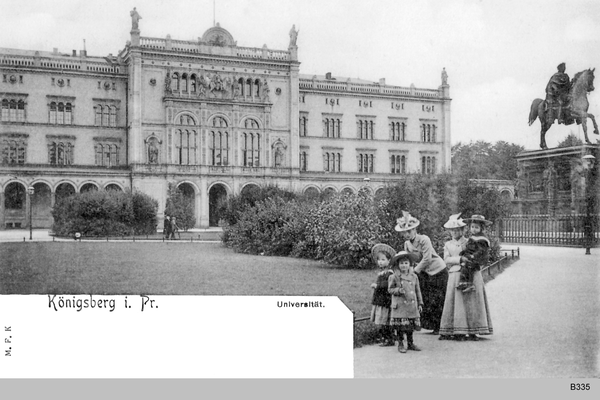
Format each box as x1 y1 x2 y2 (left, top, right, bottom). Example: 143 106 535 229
0 11 451 229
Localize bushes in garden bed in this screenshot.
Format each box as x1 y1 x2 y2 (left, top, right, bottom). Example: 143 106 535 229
222 176 509 268
52 190 158 237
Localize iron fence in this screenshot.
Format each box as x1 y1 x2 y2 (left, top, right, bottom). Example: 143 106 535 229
497 214 599 246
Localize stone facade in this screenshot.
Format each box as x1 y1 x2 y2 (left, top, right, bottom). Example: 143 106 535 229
0 16 451 229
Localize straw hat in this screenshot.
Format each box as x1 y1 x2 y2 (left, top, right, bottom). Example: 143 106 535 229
443 213 466 229
464 214 493 226
390 251 412 267
394 211 420 232
371 243 396 263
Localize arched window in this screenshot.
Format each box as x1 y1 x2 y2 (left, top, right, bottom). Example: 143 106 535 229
109 106 116 127
181 73 188 92
65 103 72 124
432 125 436 142
4 182 25 210
2 139 26 164
401 123 406 141
242 119 261 167
95 105 102 125
245 78 252 97
210 117 229 166
9 100 16 121
432 157 436 174
56 103 64 124
1 99 8 121
95 143 103 165
427 125 431 142
238 77 244 96
50 102 57 124
102 105 109 126
17 100 25 122
176 129 195 165
254 79 260 97
172 73 179 91
422 156 426 174
300 151 307 171
401 155 406 173
190 74 197 93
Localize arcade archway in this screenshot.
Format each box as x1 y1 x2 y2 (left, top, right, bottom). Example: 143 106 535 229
209 184 228 227
55 182 76 204
4 182 26 228
32 182 52 228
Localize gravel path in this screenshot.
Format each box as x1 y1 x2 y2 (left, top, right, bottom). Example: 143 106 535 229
354 246 599 378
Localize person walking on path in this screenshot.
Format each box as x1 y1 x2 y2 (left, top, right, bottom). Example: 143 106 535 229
169 216 180 240
388 251 423 353
163 215 172 240
439 214 493 341
369 244 396 346
396 211 447 335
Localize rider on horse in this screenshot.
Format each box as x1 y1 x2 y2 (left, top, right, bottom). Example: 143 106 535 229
545 62 571 124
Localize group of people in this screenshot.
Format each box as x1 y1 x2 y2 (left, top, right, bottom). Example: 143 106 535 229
370 212 494 353
163 215 180 240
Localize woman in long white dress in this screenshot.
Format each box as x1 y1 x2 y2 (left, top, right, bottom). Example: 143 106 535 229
439 214 493 340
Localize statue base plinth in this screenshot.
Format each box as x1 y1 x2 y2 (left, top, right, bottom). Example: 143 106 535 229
513 144 598 215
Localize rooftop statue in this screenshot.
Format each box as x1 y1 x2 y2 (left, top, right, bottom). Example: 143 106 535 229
529 64 598 149
289 25 299 47
130 7 142 31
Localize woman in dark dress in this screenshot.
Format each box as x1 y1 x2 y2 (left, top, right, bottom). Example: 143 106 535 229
395 211 447 334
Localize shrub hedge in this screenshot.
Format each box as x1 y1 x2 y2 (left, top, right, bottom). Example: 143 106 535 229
222 175 509 268
52 190 158 237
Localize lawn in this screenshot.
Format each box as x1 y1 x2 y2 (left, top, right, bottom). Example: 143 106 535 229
0 241 375 318
0 241 518 346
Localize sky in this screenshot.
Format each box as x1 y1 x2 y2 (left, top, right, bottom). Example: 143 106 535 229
2 0 600 150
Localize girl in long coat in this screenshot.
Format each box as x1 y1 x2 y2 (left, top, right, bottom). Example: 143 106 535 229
388 251 424 353
439 214 493 340
395 211 447 334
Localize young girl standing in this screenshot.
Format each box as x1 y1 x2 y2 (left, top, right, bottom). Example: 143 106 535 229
369 244 396 346
388 251 424 353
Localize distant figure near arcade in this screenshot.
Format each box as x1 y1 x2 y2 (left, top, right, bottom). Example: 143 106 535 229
529 63 598 149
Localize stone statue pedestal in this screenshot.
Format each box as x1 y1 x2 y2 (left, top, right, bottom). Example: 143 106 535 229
513 144 598 215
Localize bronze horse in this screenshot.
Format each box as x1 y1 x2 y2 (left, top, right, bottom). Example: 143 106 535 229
529 68 598 149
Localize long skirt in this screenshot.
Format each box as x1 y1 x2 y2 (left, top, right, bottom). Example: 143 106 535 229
418 269 449 331
370 305 391 326
439 269 493 335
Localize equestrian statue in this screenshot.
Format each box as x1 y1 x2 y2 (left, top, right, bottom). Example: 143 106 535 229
529 63 598 149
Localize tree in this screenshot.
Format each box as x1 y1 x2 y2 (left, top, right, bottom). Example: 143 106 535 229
557 133 583 148
452 140 524 181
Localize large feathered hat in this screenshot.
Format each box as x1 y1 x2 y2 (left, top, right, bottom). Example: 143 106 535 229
394 211 420 232
443 213 466 229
